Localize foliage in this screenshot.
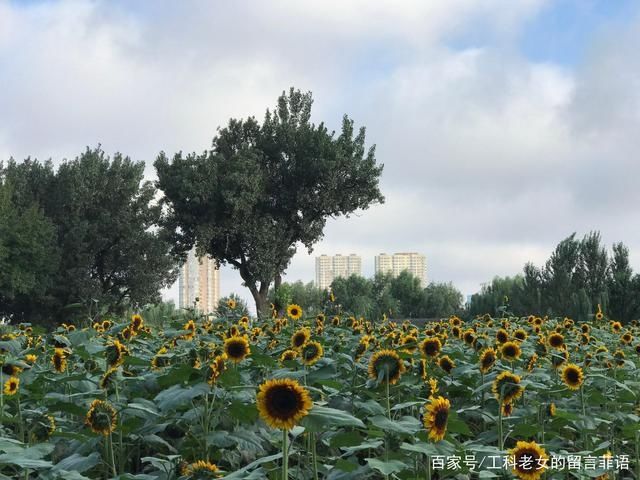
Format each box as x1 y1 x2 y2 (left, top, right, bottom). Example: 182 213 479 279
155 88 384 316
0 306 638 479
0 148 178 324
330 272 463 319
469 231 640 322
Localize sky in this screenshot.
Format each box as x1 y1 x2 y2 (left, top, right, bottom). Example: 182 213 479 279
2 0 640 312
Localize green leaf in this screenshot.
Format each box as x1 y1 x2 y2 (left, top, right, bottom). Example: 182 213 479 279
366 458 408 475
52 452 100 473
302 405 365 431
369 415 421 435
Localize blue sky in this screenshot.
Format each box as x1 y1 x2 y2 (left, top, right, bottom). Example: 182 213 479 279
2 0 640 312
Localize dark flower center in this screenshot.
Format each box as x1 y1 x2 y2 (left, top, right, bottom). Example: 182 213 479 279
266 386 299 418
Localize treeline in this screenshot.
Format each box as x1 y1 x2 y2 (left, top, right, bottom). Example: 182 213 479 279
270 271 464 320
0 148 178 324
468 232 640 322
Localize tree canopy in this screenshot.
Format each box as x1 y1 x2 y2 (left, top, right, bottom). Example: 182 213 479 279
155 88 384 315
0 148 178 324
468 231 640 322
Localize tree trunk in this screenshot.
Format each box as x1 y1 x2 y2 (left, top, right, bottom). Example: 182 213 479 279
249 281 271 320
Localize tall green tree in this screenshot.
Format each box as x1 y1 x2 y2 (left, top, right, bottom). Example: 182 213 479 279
0 181 58 320
607 242 638 322
155 89 384 316
421 282 463 318
1 148 178 323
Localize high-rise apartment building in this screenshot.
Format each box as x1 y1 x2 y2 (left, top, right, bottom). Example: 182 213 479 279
374 252 427 287
178 249 220 313
315 254 362 290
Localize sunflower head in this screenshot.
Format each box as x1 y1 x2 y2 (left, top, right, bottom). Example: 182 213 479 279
501 341 522 361
227 298 237 310
492 371 524 404
51 348 68 373
300 341 323 366
291 328 311 350
496 329 509 344
181 460 220 478
561 363 584 390
548 332 564 349
3 376 19 395
223 336 251 363
28 413 56 443
502 401 514 416
420 337 442 358
286 304 303 320
423 396 450 442
368 349 406 385
513 329 528 342
438 355 455 374
130 314 144 331
546 402 556 417
475 347 495 374
509 440 548 480
279 349 298 363
256 378 312 430
85 399 117 435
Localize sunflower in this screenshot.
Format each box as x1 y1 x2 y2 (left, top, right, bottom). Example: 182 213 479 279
331 316 340 326
207 354 227 386
51 348 67 373
286 304 303 320
438 355 455 374
509 440 548 480
501 341 522 361
369 349 406 384
492 371 524 404
462 329 476 346
105 339 128 368
621 332 633 345
614 349 626 366
479 348 497 374
1 363 22 376
227 298 237 310
561 363 584 390
420 337 442 358
29 413 56 442
400 334 418 353
417 358 428 381
25 354 37 364
502 401 514 416
291 328 311 350
548 332 565 349
514 329 528 342
100 368 118 390
527 353 538 372
580 333 590 345
85 399 117 435
130 314 144 331
3 376 19 395
181 460 220 478
224 336 251 363
300 341 323 366
256 378 312 430
547 402 556 417
423 396 450 442
279 349 298 363
183 320 197 340
151 346 170 370
496 329 509 344
611 321 622 333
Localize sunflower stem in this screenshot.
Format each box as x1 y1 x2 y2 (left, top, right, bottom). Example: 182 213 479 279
282 428 289 480
498 393 504 452
311 432 319 480
580 385 588 451
385 375 391 419
109 431 117 477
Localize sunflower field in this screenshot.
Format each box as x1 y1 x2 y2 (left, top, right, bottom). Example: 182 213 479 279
1 304 639 479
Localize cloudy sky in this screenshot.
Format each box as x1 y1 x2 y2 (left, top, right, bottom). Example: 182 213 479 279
2 0 640 310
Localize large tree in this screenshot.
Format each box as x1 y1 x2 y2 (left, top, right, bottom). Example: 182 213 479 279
1 148 178 323
155 89 384 316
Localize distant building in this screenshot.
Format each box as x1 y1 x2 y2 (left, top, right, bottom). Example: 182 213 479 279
374 252 427 287
178 249 220 313
315 254 362 290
